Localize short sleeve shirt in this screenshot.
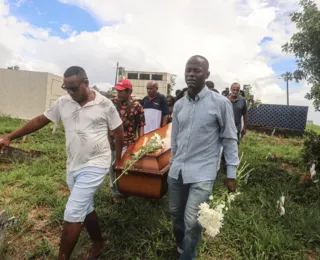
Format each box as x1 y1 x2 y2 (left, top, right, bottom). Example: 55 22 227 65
229 95 247 131
110 97 146 149
44 90 122 172
141 93 169 134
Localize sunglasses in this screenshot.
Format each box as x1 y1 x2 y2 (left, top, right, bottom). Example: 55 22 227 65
61 78 88 92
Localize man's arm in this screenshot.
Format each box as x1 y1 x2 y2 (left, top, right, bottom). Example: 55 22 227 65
106 102 124 167
136 103 146 138
113 124 124 167
219 100 240 191
0 115 51 151
138 127 144 137
242 111 248 136
162 115 169 127
242 100 249 136
161 95 169 127
170 104 179 159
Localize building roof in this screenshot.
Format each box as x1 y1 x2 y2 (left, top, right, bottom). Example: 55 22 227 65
0 68 61 78
125 70 176 76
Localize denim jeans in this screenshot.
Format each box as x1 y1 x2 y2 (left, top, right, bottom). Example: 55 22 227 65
168 174 214 260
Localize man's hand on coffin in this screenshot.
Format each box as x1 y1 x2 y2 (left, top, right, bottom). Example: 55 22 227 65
112 160 120 170
224 178 236 193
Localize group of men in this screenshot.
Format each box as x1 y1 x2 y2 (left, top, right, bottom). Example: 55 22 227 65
0 55 247 260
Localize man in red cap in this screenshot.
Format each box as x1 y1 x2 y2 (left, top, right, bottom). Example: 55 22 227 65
109 79 146 203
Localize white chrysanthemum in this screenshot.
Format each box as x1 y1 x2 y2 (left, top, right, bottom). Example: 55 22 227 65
227 192 241 204
150 133 164 147
310 163 317 179
198 202 224 238
277 195 285 216
244 174 250 184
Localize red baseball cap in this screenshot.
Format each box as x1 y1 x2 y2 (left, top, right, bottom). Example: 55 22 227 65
114 79 132 91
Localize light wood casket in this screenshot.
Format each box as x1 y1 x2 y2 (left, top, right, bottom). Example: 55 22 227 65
114 123 172 199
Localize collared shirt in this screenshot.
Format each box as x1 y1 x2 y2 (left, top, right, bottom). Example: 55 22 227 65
228 95 247 131
169 86 239 184
44 90 122 172
110 97 146 149
142 92 169 134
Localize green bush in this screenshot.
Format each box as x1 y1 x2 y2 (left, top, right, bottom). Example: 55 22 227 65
302 130 320 171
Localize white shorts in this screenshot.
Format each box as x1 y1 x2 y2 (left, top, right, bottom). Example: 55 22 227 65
64 166 109 223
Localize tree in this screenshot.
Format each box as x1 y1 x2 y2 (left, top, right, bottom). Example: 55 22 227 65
243 85 262 110
280 71 303 105
282 0 320 110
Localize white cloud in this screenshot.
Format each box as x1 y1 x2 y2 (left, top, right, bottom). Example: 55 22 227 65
60 24 72 33
14 0 26 7
0 0 320 124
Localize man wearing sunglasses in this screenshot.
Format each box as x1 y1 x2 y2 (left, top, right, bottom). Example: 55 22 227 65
0 66 124 260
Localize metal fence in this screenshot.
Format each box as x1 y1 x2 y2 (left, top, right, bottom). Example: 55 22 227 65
248 104 309 132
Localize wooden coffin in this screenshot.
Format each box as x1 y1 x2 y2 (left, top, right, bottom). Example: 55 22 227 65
114 123 172 199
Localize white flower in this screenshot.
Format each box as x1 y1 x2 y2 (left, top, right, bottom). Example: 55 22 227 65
228 194 236 202
227 192 240 204
150 133 164 148
244 174 250 184
310 163 317 179
198 202 224 238
277 195 285 216
209 195 213 201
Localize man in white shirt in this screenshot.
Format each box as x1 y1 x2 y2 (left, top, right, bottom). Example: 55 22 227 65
0 66 124 260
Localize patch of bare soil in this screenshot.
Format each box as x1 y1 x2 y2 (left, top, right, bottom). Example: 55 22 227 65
0 162 12 172
4 207 62 259
305 249 318 260
280 163 299 172
0 184 20 204
58 185 70 197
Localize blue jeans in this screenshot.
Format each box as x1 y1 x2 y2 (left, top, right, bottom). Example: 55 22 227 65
168 174 214 260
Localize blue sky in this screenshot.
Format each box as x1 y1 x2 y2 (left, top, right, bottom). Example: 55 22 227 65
9 0 100 38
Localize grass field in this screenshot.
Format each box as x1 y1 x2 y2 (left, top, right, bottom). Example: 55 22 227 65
306 123 320 134
0 117 319 260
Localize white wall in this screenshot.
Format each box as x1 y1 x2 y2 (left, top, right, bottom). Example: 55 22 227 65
0 69 48 120
45 73 64 109
124 71 171 99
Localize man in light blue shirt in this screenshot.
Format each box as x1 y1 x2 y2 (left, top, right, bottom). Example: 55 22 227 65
168 55 239 260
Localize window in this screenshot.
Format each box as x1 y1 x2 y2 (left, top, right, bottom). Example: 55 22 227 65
139 73 150 80
127 73 138 79
152 74 163 81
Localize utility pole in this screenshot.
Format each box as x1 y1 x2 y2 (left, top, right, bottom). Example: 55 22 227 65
286 76 289 106
114 62 119 85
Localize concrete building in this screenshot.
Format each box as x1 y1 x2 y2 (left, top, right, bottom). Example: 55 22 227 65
118 70 176 99
0 68 64 120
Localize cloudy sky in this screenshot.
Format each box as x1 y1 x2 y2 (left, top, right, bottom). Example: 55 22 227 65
1 0 320 124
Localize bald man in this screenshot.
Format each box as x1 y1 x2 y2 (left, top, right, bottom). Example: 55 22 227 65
141 81 169 133
228 83 248 142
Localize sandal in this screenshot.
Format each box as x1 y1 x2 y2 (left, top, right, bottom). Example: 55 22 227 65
112 195 128 204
